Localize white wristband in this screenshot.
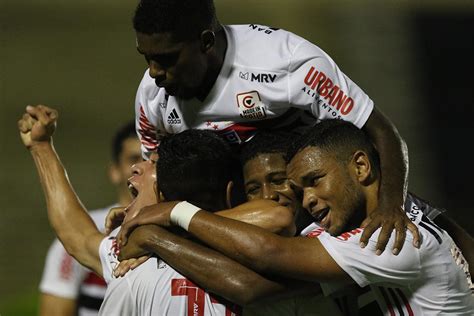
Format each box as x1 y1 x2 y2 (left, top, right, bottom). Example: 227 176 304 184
170 201 201 230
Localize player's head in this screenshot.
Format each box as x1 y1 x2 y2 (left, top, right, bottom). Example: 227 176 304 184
108 121 142 200
123 152 159 223
241 130 295 208
286 119 380 236
133 0 220 99
157 129 235 212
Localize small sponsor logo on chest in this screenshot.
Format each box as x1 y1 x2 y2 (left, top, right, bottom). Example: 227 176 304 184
236 91 267 119
239 72 277 83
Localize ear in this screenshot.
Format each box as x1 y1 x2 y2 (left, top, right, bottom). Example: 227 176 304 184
200 30 215 52
351 151 371 184
108 163 121 185
226 181 234 209
159 191 166 203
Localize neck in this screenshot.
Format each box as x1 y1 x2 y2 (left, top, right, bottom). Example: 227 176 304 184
196 27 227 102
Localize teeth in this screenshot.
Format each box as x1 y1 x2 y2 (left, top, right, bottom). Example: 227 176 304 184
128 183 138 197
316 209 329 222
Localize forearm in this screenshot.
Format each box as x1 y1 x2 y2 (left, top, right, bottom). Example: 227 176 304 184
30 143 101 266
131 225 287 305
183 211 346 283
216 200 295 236
365 109 408 205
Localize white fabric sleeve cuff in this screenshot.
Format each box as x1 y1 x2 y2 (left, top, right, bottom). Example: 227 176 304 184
170 201 201 231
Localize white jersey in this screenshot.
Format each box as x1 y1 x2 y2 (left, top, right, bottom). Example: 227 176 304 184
301 194 474 315
98 237 240 316
39 205 115 316
135 24 374 156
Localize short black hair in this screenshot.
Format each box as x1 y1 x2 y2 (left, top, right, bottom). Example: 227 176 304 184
286 119 380 173
157 129 235 212
111 121 137 163
133 0 217 40
240 130 295 167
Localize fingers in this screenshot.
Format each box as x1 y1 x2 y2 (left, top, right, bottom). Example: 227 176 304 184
117 220 138 247
26 105 58 125
392 223 407 255
407 222 421 248
375 223 394 255
359 219 379 249
18 113 36 133
131 255 150 269
105 207 126 235
113 255 150 277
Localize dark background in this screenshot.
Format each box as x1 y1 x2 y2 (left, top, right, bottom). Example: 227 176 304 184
1 1 472 314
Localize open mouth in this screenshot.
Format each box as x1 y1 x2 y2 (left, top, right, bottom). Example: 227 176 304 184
313 207 330 223
127 181 139 198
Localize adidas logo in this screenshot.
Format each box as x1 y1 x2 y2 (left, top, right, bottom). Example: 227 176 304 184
167 109 182 125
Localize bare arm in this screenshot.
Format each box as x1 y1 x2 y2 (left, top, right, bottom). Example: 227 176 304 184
120 224 320 305
175 210 350 283
39 294 76 316
19 105 103 275
360 108 420 253
216 200 296 236
434 213 474 278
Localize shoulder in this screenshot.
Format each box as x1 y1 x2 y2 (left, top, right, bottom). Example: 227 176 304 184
136 69 163 100
227 24 322 69
98 236 119 284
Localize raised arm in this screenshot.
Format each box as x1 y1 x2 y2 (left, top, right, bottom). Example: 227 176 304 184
18 105 104 275
359 108 420 254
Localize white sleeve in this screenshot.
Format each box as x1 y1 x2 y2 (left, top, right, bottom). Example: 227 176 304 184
288 39 374 128
135 70 160 159
39 239 88 299
317 230 421 287
99 236 119 285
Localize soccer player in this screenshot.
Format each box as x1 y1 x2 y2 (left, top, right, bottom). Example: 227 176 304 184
19 104 300 315
119 120 474 314
38 122 141 316
40 122 142 316
132 0 418 254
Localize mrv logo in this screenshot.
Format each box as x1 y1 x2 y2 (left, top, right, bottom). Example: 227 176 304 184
239 72 277 83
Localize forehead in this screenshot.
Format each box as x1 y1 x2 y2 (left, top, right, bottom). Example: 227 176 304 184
121 138 141 153
243 153 286 181
136 32 185 55
287 146 329 179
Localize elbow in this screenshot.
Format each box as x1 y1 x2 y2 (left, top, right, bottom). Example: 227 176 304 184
218 275 272 306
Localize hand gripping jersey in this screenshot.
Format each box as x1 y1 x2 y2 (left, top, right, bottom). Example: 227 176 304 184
301 193 474 315
135 24 374 157
98 237 240 316
39 206 114 316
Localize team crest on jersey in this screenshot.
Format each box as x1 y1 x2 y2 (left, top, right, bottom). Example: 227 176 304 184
236 91 267 119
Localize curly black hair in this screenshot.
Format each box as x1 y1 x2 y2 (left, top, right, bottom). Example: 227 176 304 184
157 129 235 211
133 0 217 40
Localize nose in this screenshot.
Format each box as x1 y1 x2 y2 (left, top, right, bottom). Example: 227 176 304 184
130 161 145 176
262 184 278 201
302 187 317 211
149 60 166 83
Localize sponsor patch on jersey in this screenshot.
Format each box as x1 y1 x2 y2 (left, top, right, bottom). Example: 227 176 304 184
167 108 182 125
239 71 277 83
236 91 267 119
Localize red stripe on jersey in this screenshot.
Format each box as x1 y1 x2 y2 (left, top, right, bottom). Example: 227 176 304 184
82 272 107 287
379 287 396 316
396 289 414 316
138 105 158 151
